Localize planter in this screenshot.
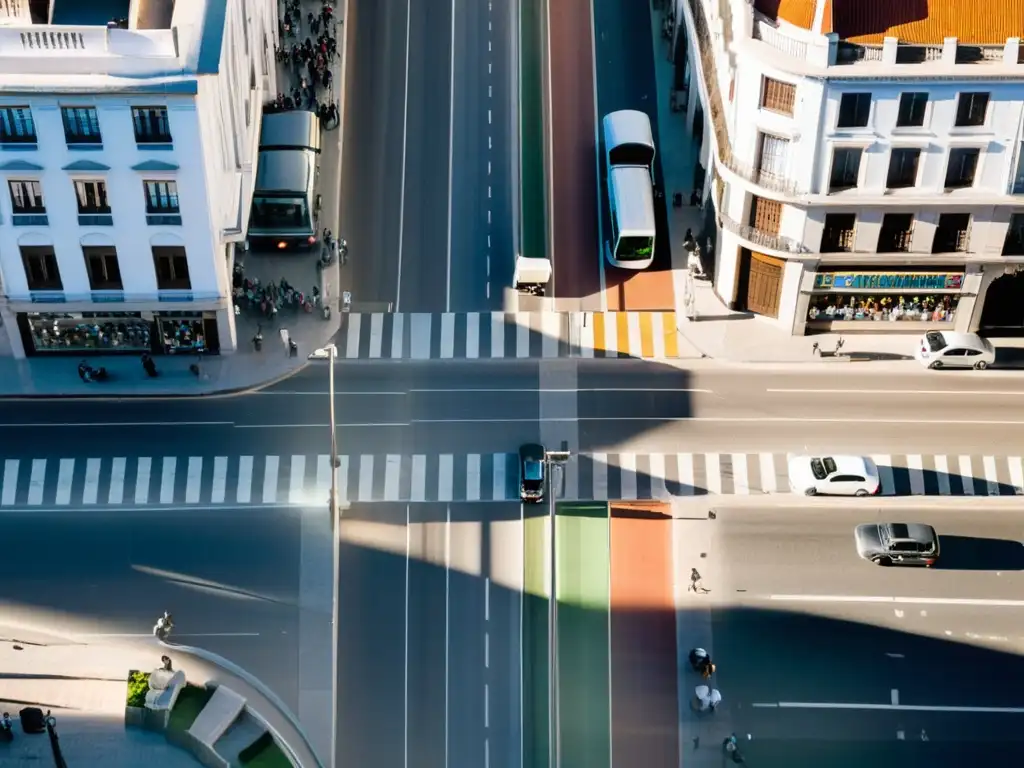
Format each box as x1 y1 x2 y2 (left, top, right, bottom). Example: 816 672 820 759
124 706 145 728
143 706 170 733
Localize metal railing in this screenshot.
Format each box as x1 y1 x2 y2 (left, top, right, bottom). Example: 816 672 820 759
2 290 225 303
719 212 808 254
752 19 807 61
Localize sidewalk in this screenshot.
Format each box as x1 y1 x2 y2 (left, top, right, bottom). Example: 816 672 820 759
0 623 322 768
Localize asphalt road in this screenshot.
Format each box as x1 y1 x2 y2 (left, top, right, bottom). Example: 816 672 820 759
340 0 514 313
705 505 1024 764
0 508 304 709
335 501 523 768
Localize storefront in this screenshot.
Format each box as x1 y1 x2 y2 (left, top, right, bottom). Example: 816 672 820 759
18 311 221 356
802 268 970 333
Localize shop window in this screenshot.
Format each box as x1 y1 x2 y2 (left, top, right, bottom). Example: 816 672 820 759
749 196 782 235
61 106 102 145
0 106 36 144
144 180 182 226
808 293 959 324
877 214 914 253
896 92 927 128
821 213 856 253
933 213 972 253
83 246 123 291
1004 214 1024 257
828 148 862 192
944 148 980 189
157 314 208 354
761 77 795 116
21 246 62 291
837 93 871 129
25 312 150 353
886 148 921 189
955 92 989 127
131 106 172 145
153 246 191 290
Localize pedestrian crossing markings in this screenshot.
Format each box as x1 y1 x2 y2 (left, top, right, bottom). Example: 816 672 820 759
1 452 1021 507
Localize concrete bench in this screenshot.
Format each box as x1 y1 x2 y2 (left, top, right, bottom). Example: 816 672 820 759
187 686 246 746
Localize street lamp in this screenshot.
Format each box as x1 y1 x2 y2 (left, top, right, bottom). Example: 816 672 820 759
544 449 569 768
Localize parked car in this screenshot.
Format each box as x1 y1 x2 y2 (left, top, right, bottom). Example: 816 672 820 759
519 443 545 503
855 522 939 567
788 455 880 496
915 331 995 370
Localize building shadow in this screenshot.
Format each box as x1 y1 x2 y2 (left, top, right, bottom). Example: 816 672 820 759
935 535 1024 571
887 466 1019 496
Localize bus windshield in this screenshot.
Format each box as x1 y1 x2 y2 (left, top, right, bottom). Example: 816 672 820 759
608 142 654 168
616 235 654 261
250 196 310 231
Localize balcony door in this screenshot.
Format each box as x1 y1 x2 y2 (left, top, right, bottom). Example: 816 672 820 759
757 133 789 182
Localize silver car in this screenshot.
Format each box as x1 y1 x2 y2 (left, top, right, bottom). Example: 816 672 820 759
855 522 939 567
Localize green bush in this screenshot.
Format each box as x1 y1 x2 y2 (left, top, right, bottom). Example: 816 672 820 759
239 731 274 764
126 670 150 708
167 684 214 732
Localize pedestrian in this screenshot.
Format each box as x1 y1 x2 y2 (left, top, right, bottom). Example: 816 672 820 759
141 353 158 377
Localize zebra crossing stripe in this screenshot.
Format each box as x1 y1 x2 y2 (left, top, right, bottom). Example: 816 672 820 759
627 313 643 358
56 459 73 506
358 455 374 502
493 453 506 500
316 454 332 499
411 454 426 502
336 455 350 502
28 459 44 505
160 457 176 504
1009 456 1024 495
732 452 749 495
515 313 530 358
593 453 609 500
651 313 666 359
580 316 595 358
2 459 17 506
385 454 401 501
136 458 151 504
237 456 253 503
983 456 1000 496
440 314 456 359
83 458 101 505
346 313 361 358
933 455 951 495
212 457 228 504
391 313 405 359
649 453 667 499
411 314 431 360
872 455 893 496
467 453 481 501
907 454 925 495
186 456 203 504
620 453 638 500
958 456 974 496
263 456 279 504
491 312 504 358
677 453 694 496
466 314 480 359
109 457 126 505
759 453 776 494
706 453 721 495
438 454 454 502
369 312 385 359
289 455 306 504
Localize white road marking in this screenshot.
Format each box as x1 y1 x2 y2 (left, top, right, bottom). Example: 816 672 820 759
444 503 451 768
160 457 176 504
769 594 1024 607
983 455 1000 495
1 459 18 505
731 453 749 495
55 459 73 505
336 455 349 502
705 453 721 495
603 312 617 354
262 456 279 504
592 452 609 500
369 312 384 358
759 452 776 494
411 313 432 360
440 313 456 358
345 313 362 358
872 455 893 495
237 456 253 504
677 453 694 495
438 454 454 502
619 453 637 500
289 455 306 504
359 454 374 501
391 312 405 358
885 653 905 658
626 312 642 357
444 0 456 313
465 312 480 359
579 313 595 357
492 453 506 500
108 457 125 505
754 701 1024 714
651 312 666 358
958 455 974 495
385 454 402 501
411 455 426 502
212 457 227 504
765 389 1024 396
396 0 412 312
541 312 560 358
466 453 481 501
490 312 505 358
186 457 203 504
891 689 899 705
515 313 530 358
1010 456 1024 494
404 504 411 768
649 452 667 499
83 458 101 505
933 454 951 495
906 454 925 495
135 458 151 504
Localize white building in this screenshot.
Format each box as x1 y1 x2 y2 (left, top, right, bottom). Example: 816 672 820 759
0 0 277 358
673 0 1024 335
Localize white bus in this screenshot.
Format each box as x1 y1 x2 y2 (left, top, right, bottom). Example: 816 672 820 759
606 166 655 268
602 110 656 269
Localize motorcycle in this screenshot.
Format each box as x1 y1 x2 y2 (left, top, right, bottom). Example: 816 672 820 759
153 611 174 641
77 361 108 383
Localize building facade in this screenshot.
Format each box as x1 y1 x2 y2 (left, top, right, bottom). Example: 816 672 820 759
673 0 1024 335
0 0 278 357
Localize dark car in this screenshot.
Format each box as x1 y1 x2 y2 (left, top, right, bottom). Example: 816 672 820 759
519 443 545 503
855 522 939 567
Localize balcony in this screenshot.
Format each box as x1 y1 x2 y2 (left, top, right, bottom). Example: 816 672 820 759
2 290 224 304
719 211 808 254
0 25 178 76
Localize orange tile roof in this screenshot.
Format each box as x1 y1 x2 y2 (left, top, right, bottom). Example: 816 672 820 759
755 0 1024 44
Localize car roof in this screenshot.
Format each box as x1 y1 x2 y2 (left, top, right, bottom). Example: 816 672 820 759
832 455 871 473
519 443 545 460
882 522 937 543
928 331 991 351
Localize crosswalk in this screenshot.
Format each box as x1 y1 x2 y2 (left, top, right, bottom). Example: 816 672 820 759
337 311 687 359
1 452 1021 508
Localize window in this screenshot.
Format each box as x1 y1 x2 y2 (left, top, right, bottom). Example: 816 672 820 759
828 147 862 192
0 106 36 144
74 180 111 213
932 213 971 253
886 148 921 189
153 246 191 290
144 181 179 212
761 77 795 116
756 133 790 181
944 148 980 189
821 213 856 253
8 180 45 214
83 246 123 291
877 213 914 253
837 93 871 128
896 92 928 128
61 107 102 145
1004 213 1024 257
21 246 62 291
749 196 782 235
955 92 989 127
131 106 172 144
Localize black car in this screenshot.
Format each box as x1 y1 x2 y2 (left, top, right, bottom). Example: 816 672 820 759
519 443 545 503
855 522 939 567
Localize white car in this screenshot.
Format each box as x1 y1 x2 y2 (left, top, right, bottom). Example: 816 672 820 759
788 455 880 497
915 331 995 371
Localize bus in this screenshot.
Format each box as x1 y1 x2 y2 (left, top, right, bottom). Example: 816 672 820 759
602 110 656 269
248 110 322 250
606 166 655 268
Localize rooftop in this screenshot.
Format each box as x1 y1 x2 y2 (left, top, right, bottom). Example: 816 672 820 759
754 0 1024 44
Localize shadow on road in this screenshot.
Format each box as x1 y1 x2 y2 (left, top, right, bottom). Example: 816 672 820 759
936 535 1024 571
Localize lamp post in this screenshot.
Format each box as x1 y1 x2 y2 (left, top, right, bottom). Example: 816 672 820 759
545 450 570 768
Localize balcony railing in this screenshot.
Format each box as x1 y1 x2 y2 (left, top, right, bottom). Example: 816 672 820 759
719 212 809 254
2 290 225 303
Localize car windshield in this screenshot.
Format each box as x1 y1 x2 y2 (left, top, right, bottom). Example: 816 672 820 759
810 459 827 480
524 461 543 481
823 457 838 474
925 331 946 353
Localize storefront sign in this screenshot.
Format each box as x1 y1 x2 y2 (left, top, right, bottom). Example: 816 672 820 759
814 272 964 292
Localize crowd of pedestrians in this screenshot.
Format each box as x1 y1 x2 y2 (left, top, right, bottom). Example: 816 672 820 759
271 0 340 129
